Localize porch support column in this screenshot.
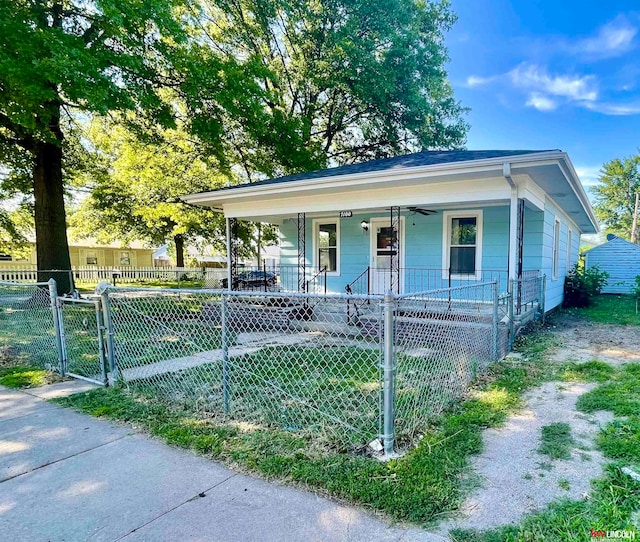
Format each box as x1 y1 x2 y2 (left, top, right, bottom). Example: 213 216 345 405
516 198 525 279
503 163 518 284
516 198 525 313
390 206 401 294
297 212 306 293
226 217 239 291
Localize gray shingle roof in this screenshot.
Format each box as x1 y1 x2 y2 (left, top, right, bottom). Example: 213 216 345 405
215 149 558 192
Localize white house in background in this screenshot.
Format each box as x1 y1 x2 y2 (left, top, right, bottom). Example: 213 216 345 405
584 235 640 294
183 149 599 311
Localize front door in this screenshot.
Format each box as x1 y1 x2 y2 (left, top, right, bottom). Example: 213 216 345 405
370 217 404 294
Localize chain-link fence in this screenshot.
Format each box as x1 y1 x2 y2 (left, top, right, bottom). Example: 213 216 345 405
0 276 545 454
103 288 384 449
57 298 108 385
392 282 501 442
101 283 507 451
0 281 60 370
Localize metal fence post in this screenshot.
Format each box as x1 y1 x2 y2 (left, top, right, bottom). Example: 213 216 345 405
221 293 230 415
94 299 108 385
508 279 515 351
48 279 66 375
382 290 396 457
100 291 119 383
492 281 499 360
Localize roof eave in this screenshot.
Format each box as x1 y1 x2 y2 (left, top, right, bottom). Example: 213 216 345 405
556 153 600 234
182 150 567 206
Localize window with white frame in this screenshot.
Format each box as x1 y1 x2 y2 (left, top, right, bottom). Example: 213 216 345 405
443 210 483 278
314 220 339 273
119 251 131 266
566 230 572 271
552 219 560 279
86 250 98 265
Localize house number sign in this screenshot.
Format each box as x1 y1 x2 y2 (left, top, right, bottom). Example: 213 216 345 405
339 211 352 218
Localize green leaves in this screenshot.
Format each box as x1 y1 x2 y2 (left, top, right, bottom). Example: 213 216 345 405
70 118 227 257
0 0 189 145
181 0 468 179
592 154 640 239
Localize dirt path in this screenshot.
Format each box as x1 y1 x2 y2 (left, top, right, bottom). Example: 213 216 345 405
548 317 640 366
435 316 636 538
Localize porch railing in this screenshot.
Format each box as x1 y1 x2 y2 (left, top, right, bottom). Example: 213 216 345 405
345 266 370 296
306 266 327 294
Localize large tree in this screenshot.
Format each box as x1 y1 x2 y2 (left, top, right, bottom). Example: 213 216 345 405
0 0 187 291
184 0 468 179
592 154 640 241
70 119 229 266
72 118 277 266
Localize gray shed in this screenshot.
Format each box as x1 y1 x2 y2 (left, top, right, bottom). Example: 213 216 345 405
584 236 640 294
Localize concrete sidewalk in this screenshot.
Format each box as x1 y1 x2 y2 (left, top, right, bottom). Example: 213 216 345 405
0 382 443 542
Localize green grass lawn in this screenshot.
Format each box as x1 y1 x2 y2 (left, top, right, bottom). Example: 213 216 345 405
0 364 64 388
538 422 574 460
75 279 205 293
565 294 640 326
109 296 224 369
0 306 59 368
1 295 225 377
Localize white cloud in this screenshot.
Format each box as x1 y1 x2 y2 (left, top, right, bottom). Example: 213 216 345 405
525 93 558 112
582 101 640 115
509 63 598 102
466 75 496 87
572 16 637 58
465 62 640 116
575 165 602 187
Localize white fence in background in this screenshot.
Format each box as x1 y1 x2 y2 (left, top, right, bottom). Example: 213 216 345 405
0 266 229 286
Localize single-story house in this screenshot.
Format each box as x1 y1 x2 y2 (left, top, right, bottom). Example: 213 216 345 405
0 237 154 269
584 235 640 294
183 149 598 312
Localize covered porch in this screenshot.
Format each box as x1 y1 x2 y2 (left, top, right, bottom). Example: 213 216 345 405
206 194 550 328
221 200 544 318
184 150 597 317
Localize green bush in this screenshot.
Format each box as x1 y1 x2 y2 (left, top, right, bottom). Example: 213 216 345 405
632 275 640 299
563 263 608 308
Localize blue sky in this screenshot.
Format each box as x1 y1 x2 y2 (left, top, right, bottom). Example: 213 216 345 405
446 0 640 192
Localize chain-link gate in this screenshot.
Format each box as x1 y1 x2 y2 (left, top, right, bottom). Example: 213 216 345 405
57 297 108 386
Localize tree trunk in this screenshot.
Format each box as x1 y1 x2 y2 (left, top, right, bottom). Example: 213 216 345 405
174 234 185 267
33 138 73 294
32 4 74 293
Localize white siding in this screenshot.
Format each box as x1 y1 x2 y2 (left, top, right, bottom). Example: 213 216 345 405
584 237 640 294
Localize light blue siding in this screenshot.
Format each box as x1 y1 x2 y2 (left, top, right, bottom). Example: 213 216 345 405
522 206 544 271
280 206 515 293
585 237 640 294
278 202 569 309
481 206 509 272
541 198 580 310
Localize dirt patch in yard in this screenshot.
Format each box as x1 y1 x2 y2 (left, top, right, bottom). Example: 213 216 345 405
548 318 640 367
435 315 638 537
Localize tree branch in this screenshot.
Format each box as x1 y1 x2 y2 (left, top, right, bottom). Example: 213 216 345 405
0 113 35 151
